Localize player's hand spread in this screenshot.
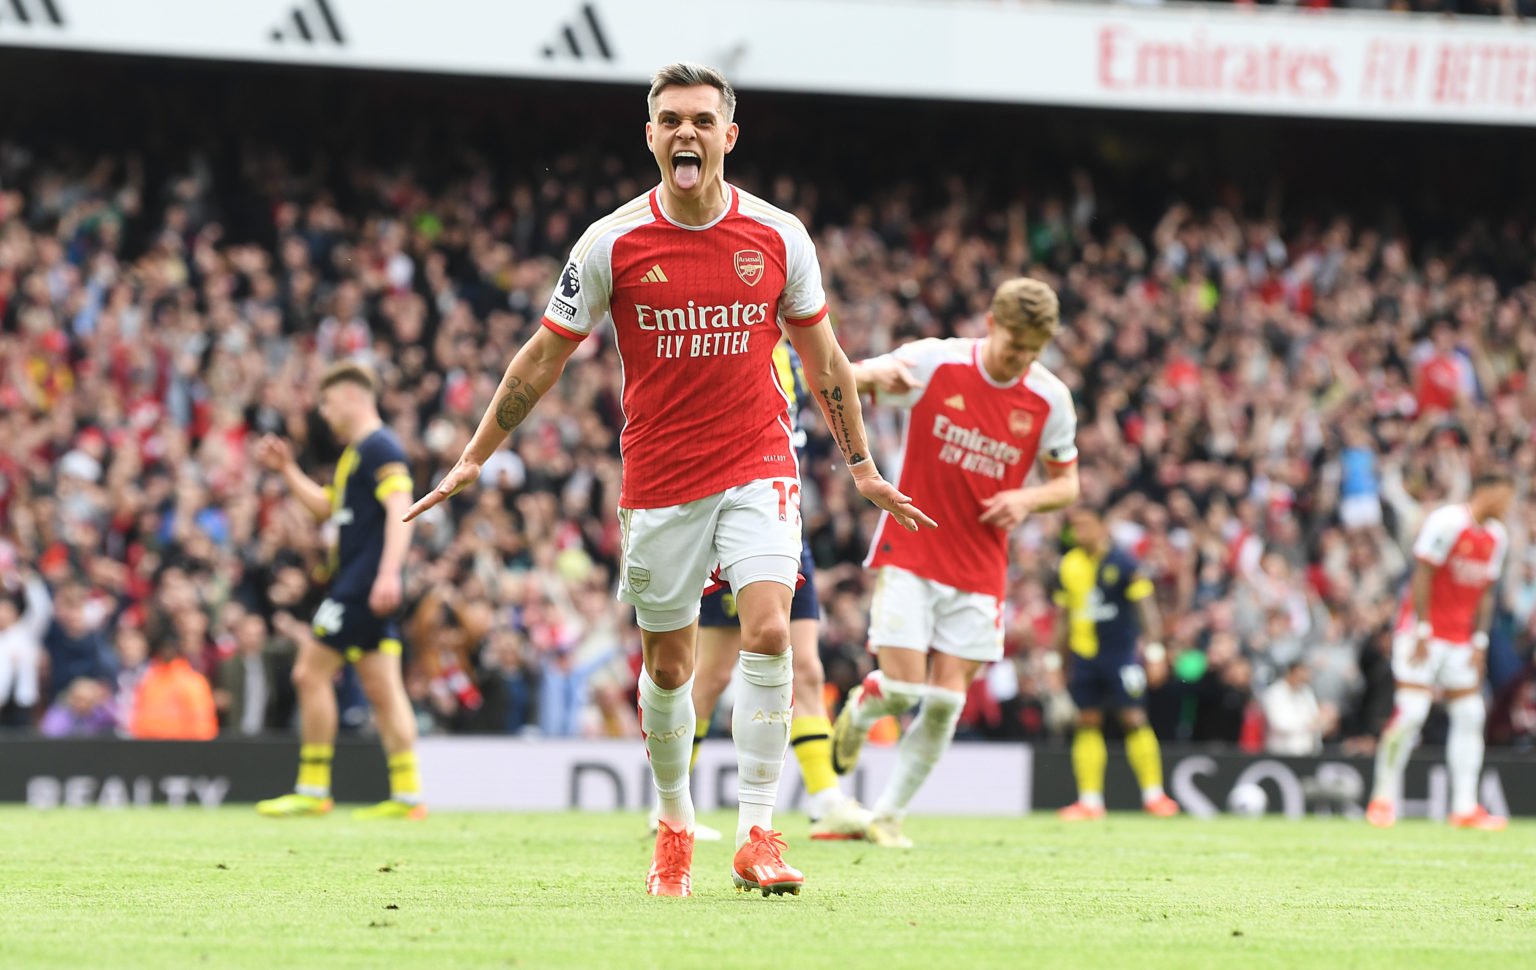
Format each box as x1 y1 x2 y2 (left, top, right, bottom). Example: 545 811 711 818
979 489 1032 531
369 571 402 616
1470 648 1487 679
404 458 482 522
851 464 936 532
254 434 293 472
863 358 923 396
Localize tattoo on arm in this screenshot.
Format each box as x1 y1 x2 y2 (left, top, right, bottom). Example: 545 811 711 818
495 376 542 432
819 385 865 465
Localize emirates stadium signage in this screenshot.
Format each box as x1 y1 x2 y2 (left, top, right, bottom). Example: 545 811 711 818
3 0 1536 125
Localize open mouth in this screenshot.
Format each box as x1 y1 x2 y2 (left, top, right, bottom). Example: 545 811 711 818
671 151 701 190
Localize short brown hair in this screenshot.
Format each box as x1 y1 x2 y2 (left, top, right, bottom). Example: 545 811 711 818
320 360 379 396
647 62 737 124
991 277 1061 339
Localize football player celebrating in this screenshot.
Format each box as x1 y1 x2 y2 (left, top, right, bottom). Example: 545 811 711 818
407 63 932 896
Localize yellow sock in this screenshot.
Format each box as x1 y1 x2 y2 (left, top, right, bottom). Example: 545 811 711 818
791 715 838 796
1072 727 1107 805
1125 725 1165 798
689 730 704 774
387 751 422 805
296 743 333 798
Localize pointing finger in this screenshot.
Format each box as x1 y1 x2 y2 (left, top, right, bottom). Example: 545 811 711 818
905 503 938 529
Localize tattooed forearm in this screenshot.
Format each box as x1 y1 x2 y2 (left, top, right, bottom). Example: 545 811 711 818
495 376 542 432
819 385 865 465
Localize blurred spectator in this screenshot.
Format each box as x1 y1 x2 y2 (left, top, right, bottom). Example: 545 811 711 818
43 584 116 698
1260 661 1331 756
216 613 291 735
38 677 116 737
129 642 218 740
0 569 51 726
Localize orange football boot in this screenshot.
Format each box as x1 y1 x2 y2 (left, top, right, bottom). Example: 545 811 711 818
731 826 803 897
1144 793 1180 817
1058 801 1107 821
646 821 695 897
1448 806 1508 831
1365 799 1396 829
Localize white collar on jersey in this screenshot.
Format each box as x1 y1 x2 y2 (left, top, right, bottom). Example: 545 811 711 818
653 184 735 232
973 339 1023 389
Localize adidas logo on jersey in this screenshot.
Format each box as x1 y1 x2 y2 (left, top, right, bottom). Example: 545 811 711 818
639 264 669 284
945 394 965 410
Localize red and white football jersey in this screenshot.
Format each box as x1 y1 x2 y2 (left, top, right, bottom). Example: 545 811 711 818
864 338 1077 599
1395 503 1507 643
541 185 828 509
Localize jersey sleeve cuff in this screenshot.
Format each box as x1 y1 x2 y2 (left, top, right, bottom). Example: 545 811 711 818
783 304 830 328
1043 454 1079 467
541 316 587 341
374 474 414 501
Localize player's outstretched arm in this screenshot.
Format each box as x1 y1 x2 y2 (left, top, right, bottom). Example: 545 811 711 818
254 434 331 522
787 320 936 532
404 327 580 522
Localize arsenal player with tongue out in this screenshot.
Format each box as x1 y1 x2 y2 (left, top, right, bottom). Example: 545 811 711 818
405 62 935 897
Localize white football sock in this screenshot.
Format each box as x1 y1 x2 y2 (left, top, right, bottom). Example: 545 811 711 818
1371 689 1431 806
733 649 793 847
851 670 925 732
874 686 966 820
1446 693 1486 818
639 669 696 833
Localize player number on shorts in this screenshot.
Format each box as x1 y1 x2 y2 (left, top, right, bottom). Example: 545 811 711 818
313 599 345 636
771 480 801 525
1120 664 1147 699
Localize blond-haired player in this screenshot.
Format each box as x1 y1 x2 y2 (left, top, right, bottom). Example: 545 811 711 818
833 278 1079 847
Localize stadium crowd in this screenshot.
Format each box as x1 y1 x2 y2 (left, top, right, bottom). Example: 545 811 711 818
2 138 1534 754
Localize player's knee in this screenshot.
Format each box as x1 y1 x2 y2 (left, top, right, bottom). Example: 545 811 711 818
1390 689 1433 732
740 614 790 656
291 659 329 694
1447 692 1485 727
1119 708 1147 730
648 656 694 691
1077 708 1103 729
920 687 966 735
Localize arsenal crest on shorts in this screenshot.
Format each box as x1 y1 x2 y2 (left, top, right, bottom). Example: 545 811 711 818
1008 409 1035 438
734 250 765 287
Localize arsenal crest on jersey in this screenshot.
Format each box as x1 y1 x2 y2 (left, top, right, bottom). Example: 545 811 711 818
1008 409 1035 438
734 250 765 287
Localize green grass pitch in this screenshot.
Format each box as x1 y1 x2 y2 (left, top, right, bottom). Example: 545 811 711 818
3 807 1533 969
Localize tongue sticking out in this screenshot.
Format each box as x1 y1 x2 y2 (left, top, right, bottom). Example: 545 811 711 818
674 159 701 191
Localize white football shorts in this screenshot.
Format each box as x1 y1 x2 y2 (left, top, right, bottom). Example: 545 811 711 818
617 477 802 632
867 565 1004 663
1391 633 1481 692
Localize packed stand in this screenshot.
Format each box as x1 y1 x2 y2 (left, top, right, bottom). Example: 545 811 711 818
0 143 1532 752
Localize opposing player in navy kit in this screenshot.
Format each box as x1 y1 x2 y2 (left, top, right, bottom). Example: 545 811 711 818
256 362 425 820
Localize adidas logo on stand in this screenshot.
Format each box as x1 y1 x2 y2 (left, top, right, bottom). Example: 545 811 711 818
639 265 668 284
269 0 346 45
0 0 67 28
541 3 615 61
